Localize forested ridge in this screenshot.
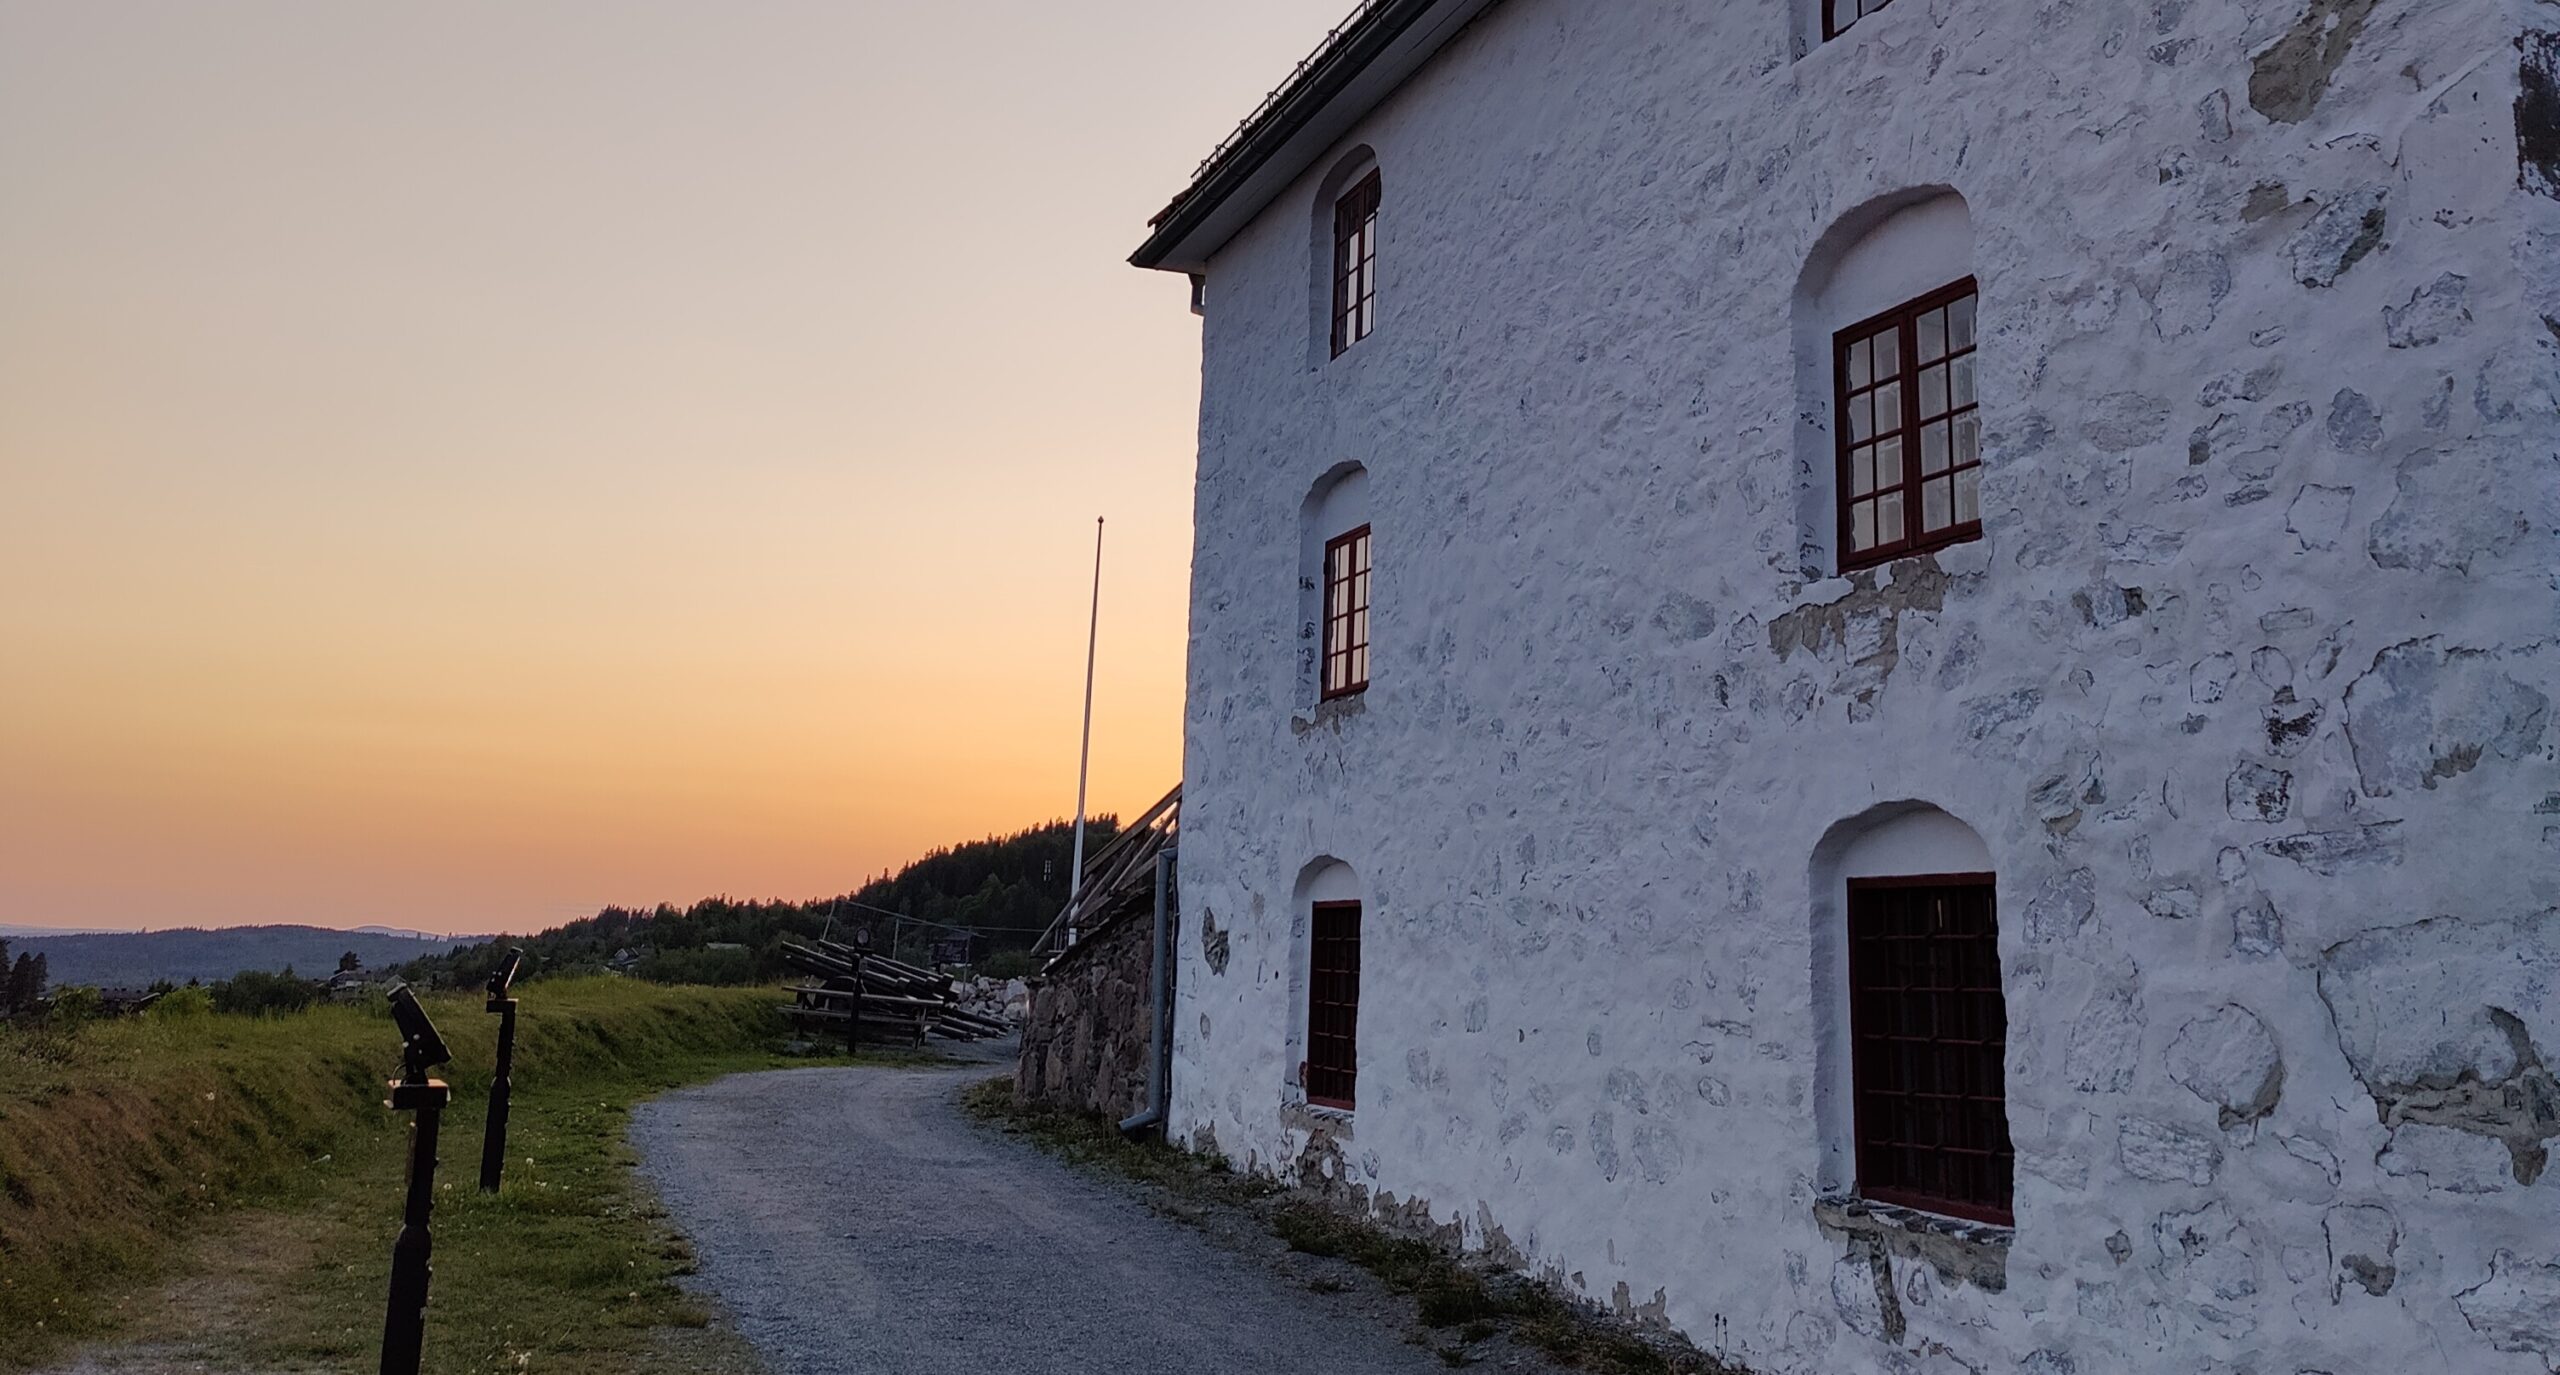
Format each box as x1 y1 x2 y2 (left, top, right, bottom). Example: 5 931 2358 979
402 815 1114 989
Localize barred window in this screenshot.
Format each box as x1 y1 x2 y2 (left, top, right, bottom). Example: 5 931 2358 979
1321 525 1371 700
1847 875 2012 1224
1836 279 1981 571
1331 171 1381 358
1305 900 1362 1110
1826 0 1898 39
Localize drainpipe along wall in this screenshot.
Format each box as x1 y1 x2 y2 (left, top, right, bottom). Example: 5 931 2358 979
1119 848 1175 1137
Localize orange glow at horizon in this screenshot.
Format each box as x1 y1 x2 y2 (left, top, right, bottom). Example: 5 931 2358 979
0 1 1352 934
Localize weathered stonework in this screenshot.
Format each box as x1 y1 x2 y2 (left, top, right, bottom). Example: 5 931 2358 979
1014 906 1168 1121
1151 0 2560 1372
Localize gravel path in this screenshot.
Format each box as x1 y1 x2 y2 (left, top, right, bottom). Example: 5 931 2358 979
630 1061 1476 1375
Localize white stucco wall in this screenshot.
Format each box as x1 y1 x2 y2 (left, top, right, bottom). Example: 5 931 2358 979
1164 1 2560 1371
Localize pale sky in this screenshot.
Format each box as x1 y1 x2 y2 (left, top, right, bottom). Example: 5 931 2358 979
0 1 1352 934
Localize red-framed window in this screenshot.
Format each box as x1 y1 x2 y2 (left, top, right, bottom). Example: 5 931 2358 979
1846 874 2013 1225
1321 525 1372 700
1305 900 1362 1110
1331 171 1381 358
1835 279 1981 571
1825 0 1899 39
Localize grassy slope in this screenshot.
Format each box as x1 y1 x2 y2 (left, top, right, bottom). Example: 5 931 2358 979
0 979 857 1373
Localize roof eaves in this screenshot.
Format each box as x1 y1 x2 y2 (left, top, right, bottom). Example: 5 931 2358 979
1130 0 1497 274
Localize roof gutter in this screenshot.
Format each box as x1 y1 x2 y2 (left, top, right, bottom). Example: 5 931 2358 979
1130 0 1502 275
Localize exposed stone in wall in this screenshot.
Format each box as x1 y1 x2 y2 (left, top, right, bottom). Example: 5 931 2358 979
2457 1251 2560 1371
1812 1198 2009 1293
2284 185 2389 287
2119 1115 2224 1184
2385 273 2474 348
2251 820 2404 874
2317 915 2560 1186
2366 444 2535 574
2164 1004 2285 1129
2343 639 2551 796
2324 1203 2400 1300
1197 903 1230 975
2064 985 2144 1093
2150 1202 2259 1336
1014 907 1169 1121
2249 0 2380 123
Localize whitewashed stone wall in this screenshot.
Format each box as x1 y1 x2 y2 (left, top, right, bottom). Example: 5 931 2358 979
1165 0 2559 1372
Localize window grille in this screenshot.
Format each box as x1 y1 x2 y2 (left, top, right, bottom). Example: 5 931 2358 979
1835 279 1981 570
1306 900 1362 1109
1825 0 1899 40
1846 875 2013 1224
1332 171 1381 357
1321 525 1372 700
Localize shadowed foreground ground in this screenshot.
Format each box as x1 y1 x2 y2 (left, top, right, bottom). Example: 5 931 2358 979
630 1060 1497 1375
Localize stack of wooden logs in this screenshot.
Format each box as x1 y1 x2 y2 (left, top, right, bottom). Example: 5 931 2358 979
778 939 1012 1044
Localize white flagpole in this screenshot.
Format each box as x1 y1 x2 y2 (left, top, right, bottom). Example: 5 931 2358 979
1067 517 1104 946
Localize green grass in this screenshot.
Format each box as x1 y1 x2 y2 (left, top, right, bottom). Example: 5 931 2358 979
0 978 919 1373
960 1077 1736 1375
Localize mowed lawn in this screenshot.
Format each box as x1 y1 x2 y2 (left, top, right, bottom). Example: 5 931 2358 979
0 978 912 1374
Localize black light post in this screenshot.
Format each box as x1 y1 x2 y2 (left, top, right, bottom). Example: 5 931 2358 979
380 984 452 1375
479 948 525 1193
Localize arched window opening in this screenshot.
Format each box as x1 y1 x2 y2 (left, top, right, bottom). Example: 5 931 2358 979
1289 859 1363 1111
1811 805 2013 1225
1331 171 1381 357
1298 464 1372 705
1309 148 1381 365
1792 191 1981 576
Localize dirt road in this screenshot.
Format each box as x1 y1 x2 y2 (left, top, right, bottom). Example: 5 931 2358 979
630 1062 1487 1375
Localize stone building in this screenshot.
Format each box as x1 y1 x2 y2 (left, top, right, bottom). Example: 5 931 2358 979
1129 1 2558 1371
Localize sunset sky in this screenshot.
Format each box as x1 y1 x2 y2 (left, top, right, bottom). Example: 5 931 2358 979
0 1 1351 934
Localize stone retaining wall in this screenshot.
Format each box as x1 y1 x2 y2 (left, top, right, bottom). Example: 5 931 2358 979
1015 905 1171 1121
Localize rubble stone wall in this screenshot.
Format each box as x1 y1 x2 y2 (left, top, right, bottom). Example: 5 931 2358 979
1165 0 2559 1372
1015 908 1171 1122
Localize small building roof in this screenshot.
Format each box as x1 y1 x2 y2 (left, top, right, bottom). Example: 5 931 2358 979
1130 0 1503 274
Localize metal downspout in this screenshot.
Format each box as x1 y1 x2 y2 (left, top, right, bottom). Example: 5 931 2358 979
1118 848 1174 1137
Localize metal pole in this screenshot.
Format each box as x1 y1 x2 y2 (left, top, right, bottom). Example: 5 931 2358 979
479 1001 514 1190
1067 516 1104 946
380 985 452 1375
479 948 524 1193
382 1088 445 1375
1119 847 1175 1136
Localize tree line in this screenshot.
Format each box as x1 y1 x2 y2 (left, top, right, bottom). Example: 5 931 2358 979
0 938 366 1023
0 941 48 1019
396 815 1113 990
1 818 1110 1016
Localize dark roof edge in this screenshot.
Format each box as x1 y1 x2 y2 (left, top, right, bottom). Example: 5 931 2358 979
1130 0 1498 274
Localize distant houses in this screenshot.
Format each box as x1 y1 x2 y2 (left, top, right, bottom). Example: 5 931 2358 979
324 965 386 1004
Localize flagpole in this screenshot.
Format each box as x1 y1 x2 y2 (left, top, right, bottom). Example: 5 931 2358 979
1067 517 1104 946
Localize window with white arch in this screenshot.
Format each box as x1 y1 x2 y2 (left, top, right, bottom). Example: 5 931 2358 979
1812 805 2013 1226
1288 859 1363 1111
1794 191 1982 576
1309 148 1381 367
1298 464 1371 706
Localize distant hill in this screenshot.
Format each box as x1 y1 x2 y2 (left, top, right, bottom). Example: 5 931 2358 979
5 925 475 989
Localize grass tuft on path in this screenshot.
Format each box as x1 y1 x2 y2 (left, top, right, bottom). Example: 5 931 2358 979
961 1076 1741 1375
